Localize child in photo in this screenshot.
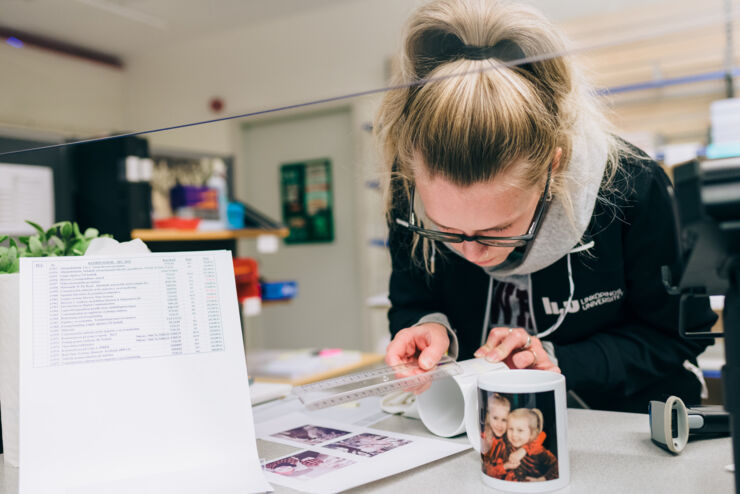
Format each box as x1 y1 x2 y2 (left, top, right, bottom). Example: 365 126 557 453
265 450 354 479
502 408 558 482
481 393 514 479
326 433 411 457
271 424 350 446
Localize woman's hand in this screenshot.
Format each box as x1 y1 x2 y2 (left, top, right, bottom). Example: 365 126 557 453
385 323 450 370
474 327 560 373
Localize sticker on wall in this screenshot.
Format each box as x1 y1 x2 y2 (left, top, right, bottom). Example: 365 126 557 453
280 159 334 244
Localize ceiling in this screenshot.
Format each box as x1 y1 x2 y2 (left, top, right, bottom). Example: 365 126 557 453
0 0 692 63
0 0 351 58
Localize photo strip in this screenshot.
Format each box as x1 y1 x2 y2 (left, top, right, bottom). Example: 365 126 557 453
270 424 350 446
478 390 559 482
264 450 355 479
325 433 412 457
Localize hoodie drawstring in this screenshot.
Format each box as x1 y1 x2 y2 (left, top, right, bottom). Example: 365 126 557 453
537 252 575 339
480 241 593 344
481 275 494 346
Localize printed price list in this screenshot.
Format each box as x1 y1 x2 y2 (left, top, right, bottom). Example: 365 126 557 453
31 255 225 367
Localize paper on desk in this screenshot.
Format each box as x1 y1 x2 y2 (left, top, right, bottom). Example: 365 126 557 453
257 411 469 493
18 252 271 494
247 349 362 380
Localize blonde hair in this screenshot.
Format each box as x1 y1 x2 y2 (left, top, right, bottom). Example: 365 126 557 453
508 407 544 437
488 392 511 410
375 0 623 270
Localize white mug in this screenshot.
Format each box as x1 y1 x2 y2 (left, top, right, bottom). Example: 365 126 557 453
464 370 569 492
417 358 507 437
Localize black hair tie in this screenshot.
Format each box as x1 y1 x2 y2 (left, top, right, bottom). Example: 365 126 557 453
459 39 526 63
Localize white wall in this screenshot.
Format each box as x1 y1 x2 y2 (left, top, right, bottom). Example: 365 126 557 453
239 108 363 350
122 0 425 154
0 44 125 138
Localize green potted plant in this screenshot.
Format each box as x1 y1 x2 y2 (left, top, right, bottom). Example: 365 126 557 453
0 221 108 467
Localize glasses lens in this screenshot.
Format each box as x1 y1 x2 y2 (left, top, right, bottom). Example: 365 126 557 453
476 238 527 248
416 229 463 243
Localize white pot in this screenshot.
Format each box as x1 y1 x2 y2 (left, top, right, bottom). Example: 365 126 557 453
0 273 19 467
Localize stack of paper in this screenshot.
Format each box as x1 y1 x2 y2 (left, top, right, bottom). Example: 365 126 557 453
707 98 740 158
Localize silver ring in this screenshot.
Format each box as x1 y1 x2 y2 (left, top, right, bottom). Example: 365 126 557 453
529 349 538 365
524 335 531 349
508 328 514 334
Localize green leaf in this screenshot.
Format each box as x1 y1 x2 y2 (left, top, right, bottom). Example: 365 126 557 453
0 246 19 273
84 228 99 239
29 236 43 256
26 220 46 240
0 235 7 244
50 236 64 250
17 236 29 247
61 222 73 238
72 222 82 238
9 238 18 250
45 227 57 238
69 239 85 255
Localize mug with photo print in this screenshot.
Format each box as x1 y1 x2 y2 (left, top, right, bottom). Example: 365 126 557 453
465 370 569 492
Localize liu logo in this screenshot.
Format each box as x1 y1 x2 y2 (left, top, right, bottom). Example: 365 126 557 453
542 289 624 316
542 297 580 315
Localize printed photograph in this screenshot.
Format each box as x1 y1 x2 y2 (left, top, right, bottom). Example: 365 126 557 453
325 433 412 457
478 390 560 482
270 424 351 446
264 450 355 479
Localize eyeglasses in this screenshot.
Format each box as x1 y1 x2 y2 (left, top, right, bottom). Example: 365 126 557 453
394 163 551 248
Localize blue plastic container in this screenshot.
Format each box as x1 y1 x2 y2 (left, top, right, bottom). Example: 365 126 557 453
261 281 298 301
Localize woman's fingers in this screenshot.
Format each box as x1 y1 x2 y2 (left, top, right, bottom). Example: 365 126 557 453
385 323 450 369
418 338 446 370
385 329 416 366
385 324 450 394
476 327 529 362
474 327 560 372
509 338 560 372
474 326 511 358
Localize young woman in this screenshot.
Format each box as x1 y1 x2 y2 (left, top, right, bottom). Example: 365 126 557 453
377 0 715 412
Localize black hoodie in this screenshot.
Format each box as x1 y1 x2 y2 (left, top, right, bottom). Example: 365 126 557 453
387 152 716 413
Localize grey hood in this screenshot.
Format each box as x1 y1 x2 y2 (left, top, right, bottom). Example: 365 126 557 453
486 128 608 278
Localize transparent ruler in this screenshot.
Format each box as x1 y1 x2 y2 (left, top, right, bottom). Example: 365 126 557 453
292 356 462 410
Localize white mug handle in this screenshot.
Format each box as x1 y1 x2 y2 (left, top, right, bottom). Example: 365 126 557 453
464 383 482 453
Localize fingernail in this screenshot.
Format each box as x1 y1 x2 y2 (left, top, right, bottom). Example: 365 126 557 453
474 351 483 358
486 350 501 363
419 357 431 369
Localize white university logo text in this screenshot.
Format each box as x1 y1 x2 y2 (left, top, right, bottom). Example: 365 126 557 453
542 288 624 315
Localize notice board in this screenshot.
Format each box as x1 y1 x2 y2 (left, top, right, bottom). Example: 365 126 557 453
280 158 334 244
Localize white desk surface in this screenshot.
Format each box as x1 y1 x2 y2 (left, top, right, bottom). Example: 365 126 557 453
0 408 733 493
256 408 734 494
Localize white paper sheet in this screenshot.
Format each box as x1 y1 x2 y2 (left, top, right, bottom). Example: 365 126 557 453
257 412 470 493
0 163 54 236
19 251 271 494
